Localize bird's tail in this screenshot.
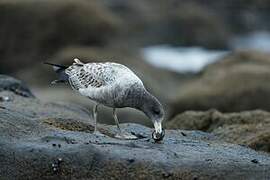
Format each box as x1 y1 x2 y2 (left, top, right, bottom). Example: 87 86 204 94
44 62 69 84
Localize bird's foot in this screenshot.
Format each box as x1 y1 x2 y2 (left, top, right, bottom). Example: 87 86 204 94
115 131 138 140
92 130 106 137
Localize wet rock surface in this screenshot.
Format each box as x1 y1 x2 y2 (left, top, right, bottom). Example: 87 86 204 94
167 109 270 153
0 76 270 179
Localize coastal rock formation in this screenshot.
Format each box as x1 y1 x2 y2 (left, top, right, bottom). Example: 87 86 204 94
0 75 270 179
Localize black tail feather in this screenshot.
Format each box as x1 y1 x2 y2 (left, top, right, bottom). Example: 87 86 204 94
43 62 67 69
44 62 68 84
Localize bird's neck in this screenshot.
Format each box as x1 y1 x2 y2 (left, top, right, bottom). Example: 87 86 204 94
135 90 154 116
123 85 151 108
137 90 150 104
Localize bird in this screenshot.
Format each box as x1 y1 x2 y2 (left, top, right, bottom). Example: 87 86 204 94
45 58 165 141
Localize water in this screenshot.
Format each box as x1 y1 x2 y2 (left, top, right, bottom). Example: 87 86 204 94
142 31 270 73
141 45 227 73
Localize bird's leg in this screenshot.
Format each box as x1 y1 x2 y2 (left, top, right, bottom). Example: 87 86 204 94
113 108 122 133
113 108 137 140
93 104 98 133
92 104 104 136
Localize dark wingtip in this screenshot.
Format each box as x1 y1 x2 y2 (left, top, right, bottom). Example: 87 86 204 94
43 62 67 69
43 62 53 65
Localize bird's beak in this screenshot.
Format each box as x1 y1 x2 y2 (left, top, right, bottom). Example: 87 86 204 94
152 121 165 142
154 121 162 134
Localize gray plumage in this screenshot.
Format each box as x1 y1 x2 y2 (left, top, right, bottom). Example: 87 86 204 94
46 58 165 141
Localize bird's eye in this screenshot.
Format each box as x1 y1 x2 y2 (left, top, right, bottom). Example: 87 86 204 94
153 109 160 115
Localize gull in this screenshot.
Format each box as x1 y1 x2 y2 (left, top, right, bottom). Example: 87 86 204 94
45 58 165 141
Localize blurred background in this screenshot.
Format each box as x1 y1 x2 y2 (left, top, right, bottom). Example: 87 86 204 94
2 0 270 126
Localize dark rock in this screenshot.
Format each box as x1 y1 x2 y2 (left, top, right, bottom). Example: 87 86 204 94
166 2 229 48
127 158 135 164
0 96 11 102
0 79 270 179
162 172 173 178
0 0 120 73
251 159 259 164
171 51 270 117
167 109 270 153
0 75 34 97
181 132 187 136
101 0 270 48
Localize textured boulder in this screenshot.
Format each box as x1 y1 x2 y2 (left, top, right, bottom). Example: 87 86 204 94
167 109 270 153
0 75 270 179
171 51 270 117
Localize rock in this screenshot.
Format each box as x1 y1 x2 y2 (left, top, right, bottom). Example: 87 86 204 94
101 0 230 48
0 75 34 98
101 0 270 48
167 109 270 153
2 0 270 73
171 51 270 117
0 76 270 179
0 0 120 73
165 2 229 48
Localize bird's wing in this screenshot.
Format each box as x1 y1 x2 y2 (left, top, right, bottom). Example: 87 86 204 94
65 61 116 91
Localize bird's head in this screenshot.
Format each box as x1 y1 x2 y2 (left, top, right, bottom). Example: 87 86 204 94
139 92 165 142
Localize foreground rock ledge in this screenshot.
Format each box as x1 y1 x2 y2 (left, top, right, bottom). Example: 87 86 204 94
0 80 270 179
167 109 270 153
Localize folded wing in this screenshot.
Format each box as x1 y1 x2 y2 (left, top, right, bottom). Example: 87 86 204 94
65 61 116 92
